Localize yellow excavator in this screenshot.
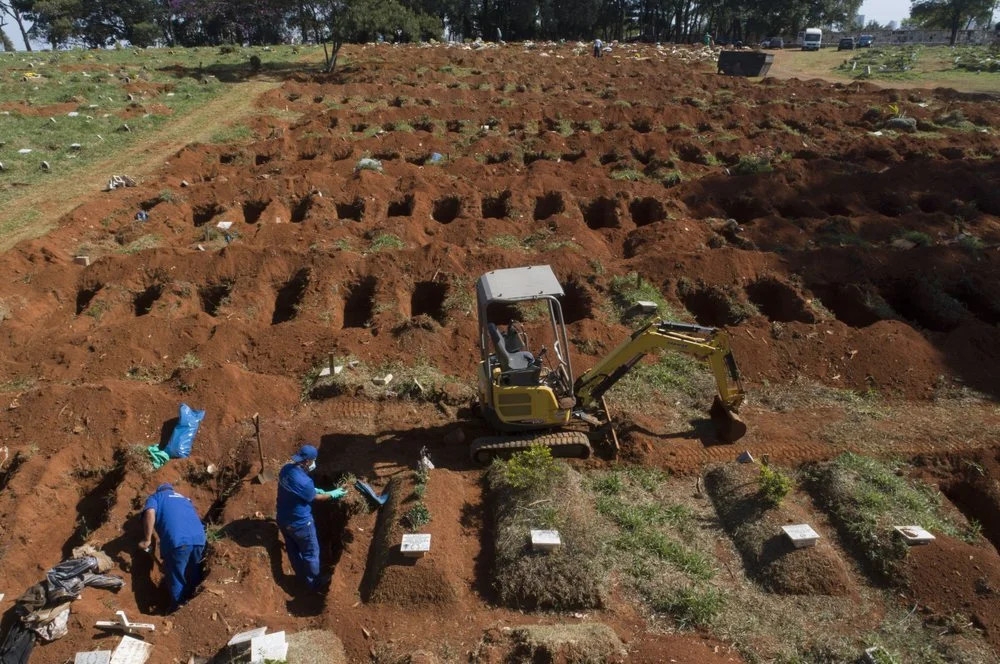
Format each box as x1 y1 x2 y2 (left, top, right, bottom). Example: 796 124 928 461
471 265 746 462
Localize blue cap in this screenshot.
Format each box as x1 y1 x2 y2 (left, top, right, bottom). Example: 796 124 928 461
156 483 174 493
292 445 318 463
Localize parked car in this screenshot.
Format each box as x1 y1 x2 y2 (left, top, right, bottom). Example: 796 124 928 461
768 37 784 49
837 37 856 51
858 34 874 47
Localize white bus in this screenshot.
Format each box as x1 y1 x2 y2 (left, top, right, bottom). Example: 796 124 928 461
803 28 822 50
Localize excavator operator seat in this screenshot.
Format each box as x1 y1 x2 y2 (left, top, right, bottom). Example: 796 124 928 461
488 323 541 385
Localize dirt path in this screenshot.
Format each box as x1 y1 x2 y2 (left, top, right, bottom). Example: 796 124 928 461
0 79 281 252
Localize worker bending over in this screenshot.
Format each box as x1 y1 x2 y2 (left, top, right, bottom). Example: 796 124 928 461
139 483 207 612
276 445 346 591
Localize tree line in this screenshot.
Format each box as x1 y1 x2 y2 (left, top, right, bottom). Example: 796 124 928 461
1 0 993 52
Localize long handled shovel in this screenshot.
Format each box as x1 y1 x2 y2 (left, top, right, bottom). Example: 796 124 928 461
253 413 275 484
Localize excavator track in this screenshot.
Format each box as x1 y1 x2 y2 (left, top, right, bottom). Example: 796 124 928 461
470 431 592 465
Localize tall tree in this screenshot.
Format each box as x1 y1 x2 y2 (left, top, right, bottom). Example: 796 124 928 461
1 0 32 49
910 0 995 44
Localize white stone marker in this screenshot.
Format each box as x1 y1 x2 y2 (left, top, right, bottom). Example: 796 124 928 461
894 525 935 545
109 636 152 664
250 631 287 663
227 626 267 647
781 524 820 548
401 533 431 558
531 529 562 552
75 651 112 664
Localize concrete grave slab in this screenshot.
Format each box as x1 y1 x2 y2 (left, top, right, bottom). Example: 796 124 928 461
250 630 288 663
531 529 561 552
782 524 820 548
401 533 431 558
75 651 112 664
109 636 152 664
894 525 935 545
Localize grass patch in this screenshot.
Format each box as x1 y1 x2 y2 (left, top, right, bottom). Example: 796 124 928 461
607 272 673 324
209 123 254 144
587 467 721 628
367 233 405 252
488 449 606 610
729 153 773 176
806 452 975 580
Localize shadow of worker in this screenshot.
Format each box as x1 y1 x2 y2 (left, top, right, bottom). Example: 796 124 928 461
101 517 166 615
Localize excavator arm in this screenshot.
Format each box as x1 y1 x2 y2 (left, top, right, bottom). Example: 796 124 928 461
573 320 747 442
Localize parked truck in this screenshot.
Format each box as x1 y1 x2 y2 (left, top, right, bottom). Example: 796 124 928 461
802 28 822 50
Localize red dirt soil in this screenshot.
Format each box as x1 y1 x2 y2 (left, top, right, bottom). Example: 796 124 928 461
0 41 998 661
905 535 1000 651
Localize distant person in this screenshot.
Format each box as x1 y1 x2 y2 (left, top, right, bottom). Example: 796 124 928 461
139 483 206 612
704 32 714 47
276 445 346 591
593 38 603 57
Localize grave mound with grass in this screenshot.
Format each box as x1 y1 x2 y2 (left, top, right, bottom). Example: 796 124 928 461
705 463 853 596
487 447 607 610
586 466 723 629
805 452 976 582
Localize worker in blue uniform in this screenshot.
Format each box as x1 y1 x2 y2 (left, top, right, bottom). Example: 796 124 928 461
276 445 346 591
139 483 207 612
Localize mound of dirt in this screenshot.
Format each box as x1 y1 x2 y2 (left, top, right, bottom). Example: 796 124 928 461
905 535 1000 651
705 463 854 596
474 623 626 664
362 474 458 606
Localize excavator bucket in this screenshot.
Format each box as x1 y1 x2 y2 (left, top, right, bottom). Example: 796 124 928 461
710 396 747 443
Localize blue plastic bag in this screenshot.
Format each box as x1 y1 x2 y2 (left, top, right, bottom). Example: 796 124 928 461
164 403 205 459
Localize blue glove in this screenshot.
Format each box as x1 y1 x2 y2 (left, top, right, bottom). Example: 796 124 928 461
315 487 325 496
328 488 347 499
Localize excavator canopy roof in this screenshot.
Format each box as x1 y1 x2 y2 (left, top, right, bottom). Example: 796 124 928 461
476 265 564 304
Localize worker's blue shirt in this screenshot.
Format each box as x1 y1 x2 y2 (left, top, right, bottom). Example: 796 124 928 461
276 463 315 528
144 487 206 553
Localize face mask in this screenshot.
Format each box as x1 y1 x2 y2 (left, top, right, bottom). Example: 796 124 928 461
307 461 316 472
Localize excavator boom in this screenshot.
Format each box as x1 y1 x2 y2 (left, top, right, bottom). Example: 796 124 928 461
573 320 747 442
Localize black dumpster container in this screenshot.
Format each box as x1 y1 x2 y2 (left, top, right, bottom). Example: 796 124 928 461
717 51 774 77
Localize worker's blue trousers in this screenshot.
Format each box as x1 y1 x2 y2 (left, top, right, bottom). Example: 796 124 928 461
281 520 320 589
162 544 204 611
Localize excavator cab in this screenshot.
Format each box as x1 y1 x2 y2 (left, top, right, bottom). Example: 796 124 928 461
475 266 576 434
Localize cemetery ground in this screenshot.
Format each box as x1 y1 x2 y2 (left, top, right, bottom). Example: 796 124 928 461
0 39 999 663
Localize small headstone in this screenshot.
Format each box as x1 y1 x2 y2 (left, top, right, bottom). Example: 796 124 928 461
318 367 331 377
216 221 233 230
333 365 344 375
530 529 561 552
401 533 431 558
894 525 935 545
782 524 820 548
75 651 112 664
249 631 287 663
70 143 82 151
41 161 50 171
74 256 91 266
109 636 152 664
17 149 31 154
373 373 393 386
68 111 79 117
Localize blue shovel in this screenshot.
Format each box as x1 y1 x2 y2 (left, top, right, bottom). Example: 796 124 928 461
355 479 388 506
